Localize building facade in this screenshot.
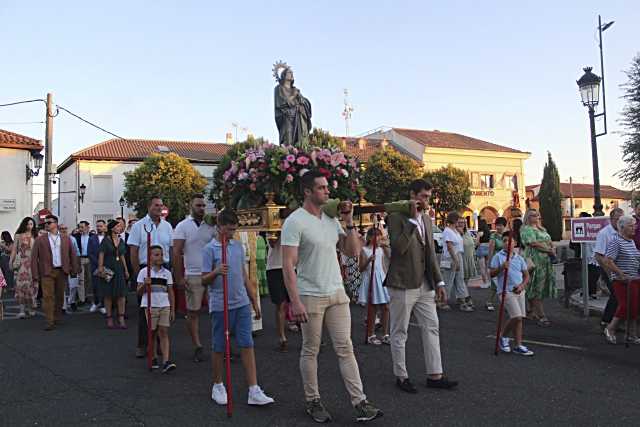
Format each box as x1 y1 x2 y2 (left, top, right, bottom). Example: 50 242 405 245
367 127 530 227
56 138 228 228
0 129 44 232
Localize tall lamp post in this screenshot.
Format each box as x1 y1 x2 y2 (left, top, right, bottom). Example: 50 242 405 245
119 196 125 218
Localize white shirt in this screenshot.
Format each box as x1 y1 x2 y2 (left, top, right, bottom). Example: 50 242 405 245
442 227 464 260
48 232 62 267
592 224 617 266
409 214 426 242
172 216 216 275
138 266 173 308
98 235 104 244
266 240 283 270
127 215 173 265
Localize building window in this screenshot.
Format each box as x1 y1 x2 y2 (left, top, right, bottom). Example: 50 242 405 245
480 174 494 189
574 200 582 209
92 175 113 202
94 214 113 225
505 175 518 190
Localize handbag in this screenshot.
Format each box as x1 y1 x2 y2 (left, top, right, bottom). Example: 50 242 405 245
94 267 115 283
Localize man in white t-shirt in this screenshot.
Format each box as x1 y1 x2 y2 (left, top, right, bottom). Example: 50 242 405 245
441 212 472 311
282 170 382 424
128 196 174 358
593 208 624 324
173 194 216 362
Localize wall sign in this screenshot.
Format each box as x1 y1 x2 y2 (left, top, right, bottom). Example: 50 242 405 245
0 199 16 211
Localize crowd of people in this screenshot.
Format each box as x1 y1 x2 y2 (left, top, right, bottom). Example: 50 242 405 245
1 173 640 423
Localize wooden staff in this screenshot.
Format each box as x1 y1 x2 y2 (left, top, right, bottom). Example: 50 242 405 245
221 234 233 417
494 230 514 356
143 224 153 371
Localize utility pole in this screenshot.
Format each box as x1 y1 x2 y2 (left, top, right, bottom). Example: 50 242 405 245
44 93 54 210
569 176 574 217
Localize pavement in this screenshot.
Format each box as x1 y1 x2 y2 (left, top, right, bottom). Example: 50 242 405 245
2 285 640 427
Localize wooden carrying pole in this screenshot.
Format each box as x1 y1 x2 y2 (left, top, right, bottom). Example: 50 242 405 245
494 231 514 356
144 224 153 371
221 235 233 417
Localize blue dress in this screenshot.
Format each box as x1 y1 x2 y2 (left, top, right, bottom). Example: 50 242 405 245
358 246 390 305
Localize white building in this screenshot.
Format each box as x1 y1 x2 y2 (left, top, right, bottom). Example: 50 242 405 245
56 138 229 228
0 129 44 232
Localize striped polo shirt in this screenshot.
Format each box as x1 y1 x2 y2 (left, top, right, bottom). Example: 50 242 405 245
604 233 640 280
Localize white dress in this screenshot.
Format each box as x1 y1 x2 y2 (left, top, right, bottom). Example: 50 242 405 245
358 246 390 305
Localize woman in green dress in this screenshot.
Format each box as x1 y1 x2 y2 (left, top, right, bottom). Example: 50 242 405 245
97 220 129 329
458 218 478 309
520 209 556 326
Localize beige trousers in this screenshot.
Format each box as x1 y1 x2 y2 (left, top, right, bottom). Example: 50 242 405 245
299 288 366 406
388 283 443 378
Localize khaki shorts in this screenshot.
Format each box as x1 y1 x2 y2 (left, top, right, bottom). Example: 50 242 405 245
145 306 171 330
503 291 526 319
185 275 206 311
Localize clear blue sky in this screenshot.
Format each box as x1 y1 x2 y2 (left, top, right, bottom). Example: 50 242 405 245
2 1 639 192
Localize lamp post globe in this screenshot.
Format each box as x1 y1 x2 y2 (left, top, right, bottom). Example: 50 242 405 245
577 67 601 108
119 196 125 218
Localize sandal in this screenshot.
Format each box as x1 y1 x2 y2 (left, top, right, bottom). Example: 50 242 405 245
106 316 115 329
118 315 128 330
367 335 382 345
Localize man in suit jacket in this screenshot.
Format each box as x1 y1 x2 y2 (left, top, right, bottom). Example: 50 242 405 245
31 215 79 330
385 179 458 393
87 220 107 313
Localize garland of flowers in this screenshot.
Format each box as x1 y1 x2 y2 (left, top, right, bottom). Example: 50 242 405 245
213 142 362 209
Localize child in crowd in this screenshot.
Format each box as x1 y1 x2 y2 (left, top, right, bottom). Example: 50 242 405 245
490 232 534 356
137 245 176 373
202 209 274 407
358 227 391 345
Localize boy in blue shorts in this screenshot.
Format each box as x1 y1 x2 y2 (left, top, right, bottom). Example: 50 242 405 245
490 232 534 356
202 209 274 407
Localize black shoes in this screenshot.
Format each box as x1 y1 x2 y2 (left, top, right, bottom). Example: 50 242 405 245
193 346 205 363
162 360 177 373
426 376 458 389
396 378 418 394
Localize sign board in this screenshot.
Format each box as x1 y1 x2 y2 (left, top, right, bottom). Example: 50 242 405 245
160 206 169 219
570 217 609 242
0 199 16 211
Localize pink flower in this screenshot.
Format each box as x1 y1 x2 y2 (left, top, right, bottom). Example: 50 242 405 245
332 180 338 189
286 174 294 183
237 171 249 181
286 154 296 163
296 156 310 166
282 160 290 170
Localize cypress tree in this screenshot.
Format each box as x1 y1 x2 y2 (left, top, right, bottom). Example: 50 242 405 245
539 152 563 241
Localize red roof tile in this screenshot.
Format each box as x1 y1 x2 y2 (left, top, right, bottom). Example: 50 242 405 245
0 128 43 151
526 183 631 200
340 137 398 162
57 138 229 173
392 128 526 154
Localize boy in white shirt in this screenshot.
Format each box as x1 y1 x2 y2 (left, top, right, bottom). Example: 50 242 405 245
137 245 176 373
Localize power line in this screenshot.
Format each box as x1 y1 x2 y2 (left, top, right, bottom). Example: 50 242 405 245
0 99 45 108
55 105 125 139
0 121 44 125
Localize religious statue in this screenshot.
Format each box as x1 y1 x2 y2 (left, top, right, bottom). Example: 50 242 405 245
273 61 312 149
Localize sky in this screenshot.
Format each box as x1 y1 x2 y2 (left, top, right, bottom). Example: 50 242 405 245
2 1 640 200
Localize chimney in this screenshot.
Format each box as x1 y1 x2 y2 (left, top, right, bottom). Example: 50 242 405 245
225 132 233 145
358 138 366 150
381 138 388 150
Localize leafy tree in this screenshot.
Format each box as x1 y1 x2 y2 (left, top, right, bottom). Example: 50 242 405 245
538 152 563 241
423 164 471 224
309 128 342 148
123 153 208 226
618 53 640 186
362 149 422 203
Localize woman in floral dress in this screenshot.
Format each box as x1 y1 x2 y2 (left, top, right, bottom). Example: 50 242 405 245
10 217 38 318
520 209 557 326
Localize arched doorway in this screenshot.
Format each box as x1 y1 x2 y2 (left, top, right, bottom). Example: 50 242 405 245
479 206 498 228
461 207 474 228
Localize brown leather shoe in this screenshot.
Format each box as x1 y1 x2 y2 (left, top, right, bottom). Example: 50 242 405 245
277 340 288 353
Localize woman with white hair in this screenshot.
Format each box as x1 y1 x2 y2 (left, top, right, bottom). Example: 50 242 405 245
520 209 557 327
601 215 640 344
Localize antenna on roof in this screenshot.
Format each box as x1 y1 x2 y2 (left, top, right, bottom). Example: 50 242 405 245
342 89 354 137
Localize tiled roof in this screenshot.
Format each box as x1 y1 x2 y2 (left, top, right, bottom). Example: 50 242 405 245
392 128 527 154
526 183 631 200
0 129 43 151
57 138 229 173
340 137 397 162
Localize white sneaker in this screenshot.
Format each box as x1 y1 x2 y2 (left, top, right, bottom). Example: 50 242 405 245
211 383 227 405
248 385 274 406
89 304 98 313
18 311 26 319
499 337 511 353
99 307 107 315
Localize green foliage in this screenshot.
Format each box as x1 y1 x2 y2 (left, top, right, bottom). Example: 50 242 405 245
423 164 471 222
618 53 640 186
309 128 342 148
362 149 422 203
539 152 563 241
123 153 208 226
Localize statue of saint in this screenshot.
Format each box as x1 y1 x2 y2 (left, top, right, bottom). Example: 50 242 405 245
273 61 312 149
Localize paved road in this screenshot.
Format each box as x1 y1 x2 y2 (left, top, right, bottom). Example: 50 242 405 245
1 287 640 427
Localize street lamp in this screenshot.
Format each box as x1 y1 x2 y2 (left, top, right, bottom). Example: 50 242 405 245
577 66 604 216
119 196 126 218
79 183 87 204
25 151 44 183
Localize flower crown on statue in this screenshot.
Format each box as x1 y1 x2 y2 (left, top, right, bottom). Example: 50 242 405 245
272 60 290 82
